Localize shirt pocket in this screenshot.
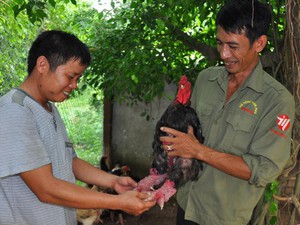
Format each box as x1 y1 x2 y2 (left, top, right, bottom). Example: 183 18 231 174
65 142 74 154
63 142 76 182
220 112 255 155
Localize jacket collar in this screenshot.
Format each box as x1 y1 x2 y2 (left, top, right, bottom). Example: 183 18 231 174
208 60 265 94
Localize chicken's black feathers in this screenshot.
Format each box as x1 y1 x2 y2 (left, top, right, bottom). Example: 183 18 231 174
152 104 204 188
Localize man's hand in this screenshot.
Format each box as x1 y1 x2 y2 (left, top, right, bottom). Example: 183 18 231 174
112 176 137 194
159 126 251 180
159 126 201 159
118 190 156 216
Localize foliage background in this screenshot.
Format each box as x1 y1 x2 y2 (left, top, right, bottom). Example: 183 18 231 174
56 88 103 166
0 0 103 164
0 0 291 102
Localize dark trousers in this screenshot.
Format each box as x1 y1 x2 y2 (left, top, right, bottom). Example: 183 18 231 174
176 206 199 225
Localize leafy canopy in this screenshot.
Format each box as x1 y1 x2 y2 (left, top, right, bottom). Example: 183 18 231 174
1 0 286 104
86 0 285 103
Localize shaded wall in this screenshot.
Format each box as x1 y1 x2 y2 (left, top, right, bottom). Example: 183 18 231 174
111 83 176 179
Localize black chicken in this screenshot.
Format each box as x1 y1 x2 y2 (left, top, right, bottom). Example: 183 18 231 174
153 103 204 188
136 75 204 209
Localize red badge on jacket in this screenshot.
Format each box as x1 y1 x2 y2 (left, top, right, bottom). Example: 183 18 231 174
277 114 290 131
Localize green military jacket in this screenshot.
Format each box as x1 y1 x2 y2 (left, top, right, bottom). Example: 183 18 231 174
177 61 295 225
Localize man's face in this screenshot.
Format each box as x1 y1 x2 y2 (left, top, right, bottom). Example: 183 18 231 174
38 58 86 103
216 26 260 76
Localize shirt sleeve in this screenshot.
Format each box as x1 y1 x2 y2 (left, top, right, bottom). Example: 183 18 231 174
0 104 50 178
242 94 295 187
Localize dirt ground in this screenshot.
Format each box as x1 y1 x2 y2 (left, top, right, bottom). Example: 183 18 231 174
87 196 299 225
96 196 177 225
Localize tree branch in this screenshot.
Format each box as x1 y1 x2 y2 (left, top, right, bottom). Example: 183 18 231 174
172 27 219 61
0 0 9 6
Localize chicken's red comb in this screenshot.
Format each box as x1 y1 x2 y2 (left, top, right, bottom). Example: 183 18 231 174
175 75 191 106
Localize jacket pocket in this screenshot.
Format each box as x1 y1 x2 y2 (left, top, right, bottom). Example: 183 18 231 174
220 112 255 154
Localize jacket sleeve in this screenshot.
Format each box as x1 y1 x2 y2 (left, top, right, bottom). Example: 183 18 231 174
242 94 295 187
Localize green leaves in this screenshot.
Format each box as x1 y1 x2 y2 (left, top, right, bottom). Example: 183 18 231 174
12 3 26 18
0 0 288 106
87 0 221 103
57 88 103 166
265 180 279 202
264 180 279 225
10 0 77 24
0 0 95 96
0 1 39 95
85 0 286 104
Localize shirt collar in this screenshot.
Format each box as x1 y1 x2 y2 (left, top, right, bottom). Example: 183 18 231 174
208 60 265 94
242 60 264 94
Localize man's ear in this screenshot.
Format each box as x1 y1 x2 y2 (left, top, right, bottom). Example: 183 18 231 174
255 35 268 53
36 56 49 73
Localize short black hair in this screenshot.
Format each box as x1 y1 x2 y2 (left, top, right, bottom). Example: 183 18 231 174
216 0 272 46
27 30 91 74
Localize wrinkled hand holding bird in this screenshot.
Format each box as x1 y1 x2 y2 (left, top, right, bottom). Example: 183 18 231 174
160 126 203 159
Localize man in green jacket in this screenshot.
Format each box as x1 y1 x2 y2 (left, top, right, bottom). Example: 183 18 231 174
160 1 295 224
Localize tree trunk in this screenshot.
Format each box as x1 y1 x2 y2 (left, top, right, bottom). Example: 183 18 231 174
282 0 300 224
283 0 300 142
